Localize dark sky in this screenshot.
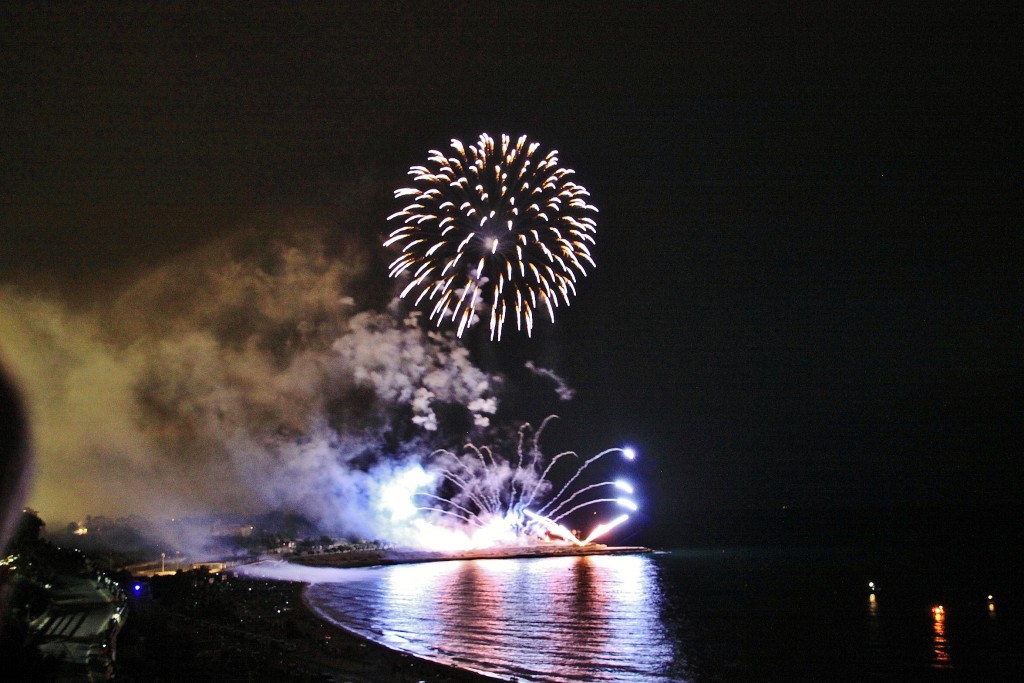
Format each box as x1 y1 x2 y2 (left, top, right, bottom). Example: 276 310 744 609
2 4 1020 538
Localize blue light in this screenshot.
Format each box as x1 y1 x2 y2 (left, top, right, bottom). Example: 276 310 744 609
133 584 141 593
622 447 637 461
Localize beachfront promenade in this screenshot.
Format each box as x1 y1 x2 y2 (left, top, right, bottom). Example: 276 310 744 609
30 576 127 681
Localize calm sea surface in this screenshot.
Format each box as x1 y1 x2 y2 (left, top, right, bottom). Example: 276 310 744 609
305 547 1021 681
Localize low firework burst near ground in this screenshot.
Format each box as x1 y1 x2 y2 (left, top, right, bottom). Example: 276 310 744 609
395 417 638 550
386 133 598 339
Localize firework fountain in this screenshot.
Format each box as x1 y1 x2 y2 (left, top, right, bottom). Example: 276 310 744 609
378 417 639 551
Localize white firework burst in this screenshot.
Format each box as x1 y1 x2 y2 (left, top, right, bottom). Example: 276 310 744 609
385 133 598 339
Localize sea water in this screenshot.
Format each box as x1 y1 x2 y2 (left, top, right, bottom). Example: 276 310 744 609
305 547 1021 681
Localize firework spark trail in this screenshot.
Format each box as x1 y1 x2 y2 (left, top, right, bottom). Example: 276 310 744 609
511 422 530 499
414 506 487 528
444 446 503 516
582 514 630 545
432 465 494 515
385 133 598 339
535 447 631 517
434 448 512 518
523 509 584 546
455 444 503 511
542 481 623 520
552 498 632 523
479 445 497 467
472 444 508 511
521 449 577 509
513 415 566 510
413 491 479 521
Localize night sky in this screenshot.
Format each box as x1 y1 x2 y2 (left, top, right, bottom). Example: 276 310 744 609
2 4 1020 543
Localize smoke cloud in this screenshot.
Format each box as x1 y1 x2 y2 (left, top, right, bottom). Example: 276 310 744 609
235 559 377 584
524 360 576 401
0 228 500 541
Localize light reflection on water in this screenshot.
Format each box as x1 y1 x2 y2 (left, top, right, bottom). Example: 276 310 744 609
931 606 951 670
865 592 880 658
305 549 1020 680
307 554 681 682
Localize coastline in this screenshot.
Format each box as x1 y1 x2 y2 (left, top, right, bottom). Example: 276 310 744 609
291 544 653 681
298 583 498 682
115 546 651 681
295 543 653 568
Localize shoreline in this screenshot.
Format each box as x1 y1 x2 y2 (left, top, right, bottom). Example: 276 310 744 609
298 583 499 682
291 545 653 681
295 543 653 568
116 546 652 681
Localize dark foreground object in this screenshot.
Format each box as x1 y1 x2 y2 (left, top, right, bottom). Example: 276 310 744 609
116 572 491 682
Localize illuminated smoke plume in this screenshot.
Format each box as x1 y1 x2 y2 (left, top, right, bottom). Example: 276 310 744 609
0 224 633 550
524 360 576 401
0 229 499 540
334 310 497 430
385 133 598 339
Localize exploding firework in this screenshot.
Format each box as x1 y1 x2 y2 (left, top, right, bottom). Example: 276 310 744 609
379 417 637 550
385 133 598 339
